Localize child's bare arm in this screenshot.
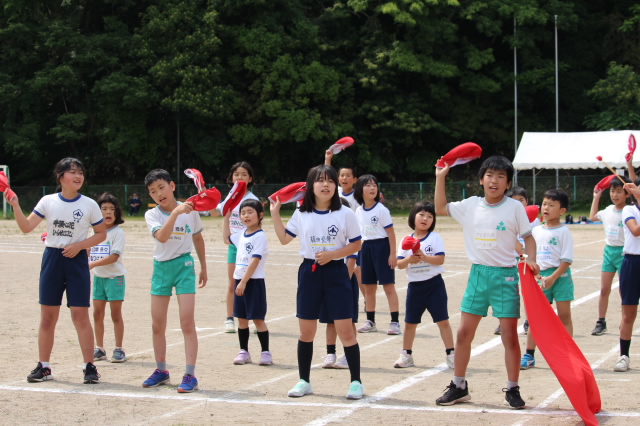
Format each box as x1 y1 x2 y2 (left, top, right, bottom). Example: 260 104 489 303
6 195 43 233
523 234 540 275
627 154 637 182
269 197 294 245
63 222 107 258
222 211 232 245
346 256 357 277
324 149 334 166
386 226 397 269
434 162 450 216
541 261 570 289
193 231 208 288
589 187 602 222
89 253 120 270
154 203 193 243
315 240 362 265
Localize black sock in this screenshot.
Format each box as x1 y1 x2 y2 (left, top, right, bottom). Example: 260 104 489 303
405 349 413 355
227 316 234 321
257 330 269 352
391 311 399 323
366 311 376 323
238 327 250 351
526 349 535 357
621 339 631 357
446 348 454 355
298 340 313 383
327 344 336 355
343 343 361 383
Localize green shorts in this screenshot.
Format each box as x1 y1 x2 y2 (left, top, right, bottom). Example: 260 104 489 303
227 244 237 264
93 276 126 301
602 245 624 273
461 264 520 318
151 253 196 296
541 267 574 303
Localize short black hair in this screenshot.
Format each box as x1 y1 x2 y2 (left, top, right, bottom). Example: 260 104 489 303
610 175 631 189
54 157 86 192
408 201 436 232
338 166 357 177
299 165 342 212
354 174 380 205
96 192 125 225
239 199 264 224
507 186 529 202
144 169 172 188
478 155 514 184
543 188 569 210
228 161 255 189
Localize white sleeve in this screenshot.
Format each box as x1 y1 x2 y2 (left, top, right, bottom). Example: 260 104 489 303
380 205 393 228
229 232 240 247
344 209 362 242
145 209 162 236
560 228 574 264
252 232 268 258
285 209 300 237
111 228 125 256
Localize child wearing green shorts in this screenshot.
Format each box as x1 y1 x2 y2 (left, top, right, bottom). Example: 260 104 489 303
434 155 539 409
520 189 574 370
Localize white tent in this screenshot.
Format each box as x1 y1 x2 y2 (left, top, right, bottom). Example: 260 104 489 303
513 130 640 170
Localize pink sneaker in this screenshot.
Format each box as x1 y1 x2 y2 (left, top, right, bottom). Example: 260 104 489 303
233 350 252 365
259 351 273 366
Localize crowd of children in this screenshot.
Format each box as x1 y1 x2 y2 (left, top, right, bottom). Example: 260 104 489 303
3 151 638 408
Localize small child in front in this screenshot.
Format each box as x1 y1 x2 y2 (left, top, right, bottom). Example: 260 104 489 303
520 189 574 370
434 155 538 409
142 169 208 393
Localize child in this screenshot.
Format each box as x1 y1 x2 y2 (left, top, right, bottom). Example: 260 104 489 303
354 174 399 335
142 169 208 393
325 150 358 211
495 186 538 336
210 161 259 333
520 189 574 370
589 175 631 336
223 199 272 366
271 164 364 399
6 157 106 384
613 179 640 372
90 192 127 363
394 201 455 369
434 155 538 409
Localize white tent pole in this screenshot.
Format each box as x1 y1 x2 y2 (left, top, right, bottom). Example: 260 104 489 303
514 15 519 186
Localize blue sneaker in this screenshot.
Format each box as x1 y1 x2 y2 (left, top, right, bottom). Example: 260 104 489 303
520 354 535 370
177 374 199 393
142 369 170 388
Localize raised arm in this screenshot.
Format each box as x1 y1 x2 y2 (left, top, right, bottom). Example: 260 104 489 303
269 197 294 245
589 187 602 222
434 161 450 216
154 202 192 243
6 194 43 233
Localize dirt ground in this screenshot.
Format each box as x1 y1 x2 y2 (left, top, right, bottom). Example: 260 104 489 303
0 215 638 425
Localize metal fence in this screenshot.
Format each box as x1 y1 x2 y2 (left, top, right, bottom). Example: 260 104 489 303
3 175 609 218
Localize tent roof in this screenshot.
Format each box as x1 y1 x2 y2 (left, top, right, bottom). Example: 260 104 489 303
512 131 639 170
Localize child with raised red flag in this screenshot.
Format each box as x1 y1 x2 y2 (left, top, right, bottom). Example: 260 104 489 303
434 155 538 409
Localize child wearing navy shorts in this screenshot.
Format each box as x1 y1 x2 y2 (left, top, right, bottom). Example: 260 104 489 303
394 201 455 369
223 199 272 366
6 158 106 384
271 165 364 399
353 174 399 335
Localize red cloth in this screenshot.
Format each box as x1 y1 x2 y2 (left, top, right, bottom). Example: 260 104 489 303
525 205 540 223
626 134 636 162
401 236 420 253
435 142 482 168
0 171 16 201
519 263 601 425
595 175 618 192
327 136 355 154
268 182 306 204
186 188 221 212
184 168 206 193
222 181 247 216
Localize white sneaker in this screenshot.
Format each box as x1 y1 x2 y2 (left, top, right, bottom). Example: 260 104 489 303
322 354 337 369
233 350 252 365
614 355 630 372
288 379 313 397
346 380 364 400
224 318 236 333
357 320 377 333
387 322 401 335
334 355 349 369
394 350 414 368
446 351 455 369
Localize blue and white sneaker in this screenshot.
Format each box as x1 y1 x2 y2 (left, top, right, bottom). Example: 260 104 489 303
346 381 364 400
520 354 535 370
177 374 199 393
142 369 170 388
287 379 313 397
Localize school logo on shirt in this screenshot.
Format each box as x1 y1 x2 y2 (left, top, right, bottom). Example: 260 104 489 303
327 225 339 237
370 216 379 225
548 237 558 246
73 209 83 222
245 242 254 254
185 224 192 234
424 244 433 255
496 221 506 231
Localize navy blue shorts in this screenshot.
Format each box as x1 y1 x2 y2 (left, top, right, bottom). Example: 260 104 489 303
297 259 353 321
320 272 359 324
360 238 395 285
405 274 449 324
39 247 91 307
234 278 267 320
620 254 640 306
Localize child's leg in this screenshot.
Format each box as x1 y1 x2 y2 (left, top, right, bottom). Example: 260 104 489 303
109 300 125 348
524 328 536 351
238 318 250 329
92 299 107 348
364 284 377 314
598 271 616 319
237 318 250 352
150 295 170 364
253 319 269 353
298 319 318 382
499 317 521 383
382 283 399 313
38 305 61 362
177 293 198 366
355 266 364 299
253 319 267 332
70 306 96 363
620 305 638 341
556 301 573 336
336 318 360 383
403 323 418 350
436 320 454 350
326 323 337 346
454 312 482 377
226 263 235 319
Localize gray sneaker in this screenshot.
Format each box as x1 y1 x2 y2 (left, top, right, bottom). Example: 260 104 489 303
111 348 127 363
93 347 107 361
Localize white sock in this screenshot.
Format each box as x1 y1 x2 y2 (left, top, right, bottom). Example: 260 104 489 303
83 363 88 369
453 376 466 389
41 362 50 368
507 380 518 389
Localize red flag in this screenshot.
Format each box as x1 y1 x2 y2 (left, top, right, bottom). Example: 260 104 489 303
186 187 221 212
595 175 618 192
401 236 421 253
222 181 248 216
268 182 306 204
435 142 482 168
327 136 355 155
525 205 540 223
519 263 601 426
0 171 16 201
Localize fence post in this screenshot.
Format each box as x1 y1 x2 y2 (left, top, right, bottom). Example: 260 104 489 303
419 182 423 200
573 176 576 201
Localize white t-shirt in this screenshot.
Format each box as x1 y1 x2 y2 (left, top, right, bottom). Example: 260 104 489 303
145 204 204 262
532 224 574 270
230 229 268 279
622 205 640 255
355 202 393 241
448 196 532 267
34 193 104 248
596 205 625 246
285 206 361 260
397 232 446 282
90 226 126 278
339 189 358 212
216 190 260 234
